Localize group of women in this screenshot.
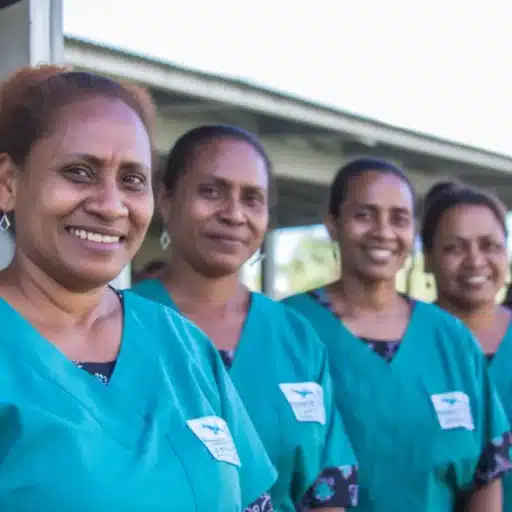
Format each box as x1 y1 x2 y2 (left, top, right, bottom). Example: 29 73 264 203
0 64 510 511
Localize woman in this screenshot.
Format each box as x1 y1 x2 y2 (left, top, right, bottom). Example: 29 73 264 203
0 66 276 510
421 180 512 510
132 124 358 512
283 157 510 511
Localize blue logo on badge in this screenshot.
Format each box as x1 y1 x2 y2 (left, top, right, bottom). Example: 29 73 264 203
201 423 224 435
292 388 314 398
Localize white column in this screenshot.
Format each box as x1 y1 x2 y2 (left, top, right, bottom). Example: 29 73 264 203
0 0 63 75
0 0 63 270
261 230 277 298
110 265 132 290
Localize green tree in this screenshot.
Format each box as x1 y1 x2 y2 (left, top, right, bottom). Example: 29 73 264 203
279 234 338 295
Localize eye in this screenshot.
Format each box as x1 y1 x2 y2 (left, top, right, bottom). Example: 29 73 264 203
354 209 372 221
244 191 265 207
198 184 220 199
392 213 411 227
122 173 147 191
482 240 504 253
442 244 461 255
62 166 94 182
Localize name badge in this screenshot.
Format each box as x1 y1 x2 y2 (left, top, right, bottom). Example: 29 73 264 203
431 392 475 431
279 382 326 424
187 416 241 467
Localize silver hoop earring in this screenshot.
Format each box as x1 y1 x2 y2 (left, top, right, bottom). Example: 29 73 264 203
160 230 170 250
0 213 10 232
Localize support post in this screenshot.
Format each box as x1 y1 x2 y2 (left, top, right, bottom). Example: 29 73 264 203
261 230 277 298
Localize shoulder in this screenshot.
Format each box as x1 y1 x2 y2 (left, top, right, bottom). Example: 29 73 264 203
281 289 317 311
414 300 482 357
253 292 327 365
130 279 168 304
122 290 220 369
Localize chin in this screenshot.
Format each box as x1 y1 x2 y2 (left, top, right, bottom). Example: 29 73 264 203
358 267 399 283
61 263 127 291
201 255 244 279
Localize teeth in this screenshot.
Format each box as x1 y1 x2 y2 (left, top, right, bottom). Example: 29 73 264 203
464 276 487 285
367 249 392 261
68 228 120 244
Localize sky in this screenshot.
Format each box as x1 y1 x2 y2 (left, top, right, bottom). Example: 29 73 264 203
64 0 512 156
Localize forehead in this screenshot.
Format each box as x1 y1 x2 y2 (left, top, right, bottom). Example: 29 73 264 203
32 97 152 168
188 138 268 189
346 170 413 209
437 204 505 239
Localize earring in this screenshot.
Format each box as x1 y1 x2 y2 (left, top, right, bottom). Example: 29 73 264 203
0 212 10 232
160 230 170 250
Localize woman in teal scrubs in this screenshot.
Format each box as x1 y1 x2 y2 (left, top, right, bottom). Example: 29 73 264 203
0 66 276 510
132 124 358 512
421 180 512 510
284 157 511 511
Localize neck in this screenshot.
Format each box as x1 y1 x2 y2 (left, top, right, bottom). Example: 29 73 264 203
1 253 109 325
332 273 401 312
437 296 500 333
162 256 244 310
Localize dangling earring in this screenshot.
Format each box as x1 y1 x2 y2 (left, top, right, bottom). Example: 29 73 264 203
160 229 170 250
0 212 10 232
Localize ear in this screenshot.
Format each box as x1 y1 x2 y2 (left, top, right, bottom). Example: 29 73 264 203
324 214 338 242
155 182 172 224
0 153 19 213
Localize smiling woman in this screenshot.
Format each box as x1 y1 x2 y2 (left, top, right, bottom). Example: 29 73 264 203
0 66 277 510
284 157 511 512
132 124 359 512
422 181 512 511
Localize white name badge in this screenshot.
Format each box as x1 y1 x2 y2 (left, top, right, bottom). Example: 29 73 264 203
279 382 326 424
187 416 241 467
431 392 475 431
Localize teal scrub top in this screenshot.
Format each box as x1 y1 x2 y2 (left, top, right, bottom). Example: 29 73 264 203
284 291 511 512
0 291 277 511
132 278 359 512
488 322 512 512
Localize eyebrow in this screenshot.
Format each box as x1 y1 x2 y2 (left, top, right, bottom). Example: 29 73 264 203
356 203 411 214
203 175 266 192
64 153 149 172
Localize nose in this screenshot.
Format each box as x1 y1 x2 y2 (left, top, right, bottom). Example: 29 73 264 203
218 197 245 225
84 181 128 220
465 244 486 269
373 213 395 240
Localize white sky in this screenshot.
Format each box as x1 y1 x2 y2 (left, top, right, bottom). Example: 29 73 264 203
64 0 512 156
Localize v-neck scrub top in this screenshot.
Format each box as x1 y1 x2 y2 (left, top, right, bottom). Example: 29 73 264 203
488 322 512 512
0 291 277 511
283 289 512 512
132 279 359 511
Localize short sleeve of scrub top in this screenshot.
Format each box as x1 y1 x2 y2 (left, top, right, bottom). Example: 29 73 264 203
281 307 359 509
154 300 279 509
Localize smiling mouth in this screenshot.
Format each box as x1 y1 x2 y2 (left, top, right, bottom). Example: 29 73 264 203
460 275 489 286
67 228 123 244
364 248 394 261
206 234 246 245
